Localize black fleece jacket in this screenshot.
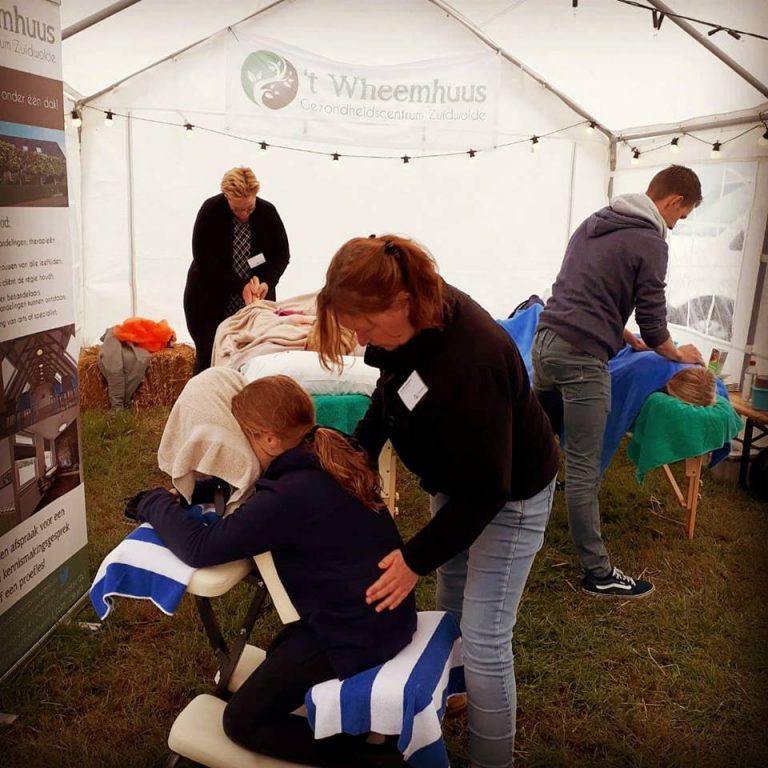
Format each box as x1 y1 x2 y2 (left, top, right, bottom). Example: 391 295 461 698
354 284 559 576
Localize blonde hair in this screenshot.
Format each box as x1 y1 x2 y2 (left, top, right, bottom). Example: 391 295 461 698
316 234 444 369
221 167 260 199
666 367 716 406
231 375 384 511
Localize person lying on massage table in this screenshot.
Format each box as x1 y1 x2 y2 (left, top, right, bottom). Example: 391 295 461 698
135 374 416 768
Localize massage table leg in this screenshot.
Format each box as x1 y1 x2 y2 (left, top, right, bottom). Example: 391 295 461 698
378 440 398 517
661 455 704 539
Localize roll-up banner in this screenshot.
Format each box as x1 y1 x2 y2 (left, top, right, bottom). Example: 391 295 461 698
0 0 89 678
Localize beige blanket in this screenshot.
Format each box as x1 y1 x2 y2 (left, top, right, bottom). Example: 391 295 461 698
212 292 318 370
157 367 258 512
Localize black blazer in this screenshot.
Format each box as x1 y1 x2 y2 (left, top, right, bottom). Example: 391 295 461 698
186 193 290 310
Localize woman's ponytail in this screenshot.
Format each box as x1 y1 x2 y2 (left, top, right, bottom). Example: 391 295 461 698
310 428 384 511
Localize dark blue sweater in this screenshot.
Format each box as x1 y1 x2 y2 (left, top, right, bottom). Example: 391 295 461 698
538 206 671 361
137 446 416 679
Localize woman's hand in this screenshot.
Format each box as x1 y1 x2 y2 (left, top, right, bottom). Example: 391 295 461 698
242 277 269 305
366 549 418 612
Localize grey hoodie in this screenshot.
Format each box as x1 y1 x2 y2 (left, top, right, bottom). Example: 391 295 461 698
538 193 671 361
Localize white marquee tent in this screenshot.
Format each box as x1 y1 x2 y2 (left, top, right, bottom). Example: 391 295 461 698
59 0 768 384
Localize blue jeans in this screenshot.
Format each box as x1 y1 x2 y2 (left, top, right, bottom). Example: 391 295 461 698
430 478 555 768
531 327 612 578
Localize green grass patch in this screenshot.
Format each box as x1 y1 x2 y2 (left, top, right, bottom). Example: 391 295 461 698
0 408 766 767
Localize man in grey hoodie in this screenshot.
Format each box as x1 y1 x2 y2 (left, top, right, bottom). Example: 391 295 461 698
532 165 704 598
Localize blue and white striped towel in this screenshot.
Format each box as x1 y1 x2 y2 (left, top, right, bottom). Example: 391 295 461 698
306 611 465 768
89 523 195 620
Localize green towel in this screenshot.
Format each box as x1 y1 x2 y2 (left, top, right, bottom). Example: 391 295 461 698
311 394 371 434
627 393 743 483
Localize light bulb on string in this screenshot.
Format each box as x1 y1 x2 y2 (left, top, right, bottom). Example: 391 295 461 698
467 149 476 159
71 109 82 128
104 110 114 126
585 121 596 135
710 141 722 159
184 123 194 137
401 155 411 166
259 141 268 150
530 136 539 153
631 148 641 165
669 137 680 154
331 152 340 162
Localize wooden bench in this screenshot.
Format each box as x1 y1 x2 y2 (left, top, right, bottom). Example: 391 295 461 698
729 391 768 489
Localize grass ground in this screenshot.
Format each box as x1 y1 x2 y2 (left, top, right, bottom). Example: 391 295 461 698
1 406 766 768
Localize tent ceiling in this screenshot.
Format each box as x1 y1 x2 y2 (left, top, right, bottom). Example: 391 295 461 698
60 0 768 132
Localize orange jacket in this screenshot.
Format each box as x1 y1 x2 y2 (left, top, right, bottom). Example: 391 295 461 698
113 317 176 353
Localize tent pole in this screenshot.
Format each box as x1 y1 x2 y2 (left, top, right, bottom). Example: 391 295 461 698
425 0 613 141
565 140 576 239
742 214 768 384
63 0 143 40
126 112 137 316
78 0 289 106
620 109 768 142
607 138 617 199
645 0 768 99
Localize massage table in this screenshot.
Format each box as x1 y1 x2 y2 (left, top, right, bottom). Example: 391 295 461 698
500 303 741 540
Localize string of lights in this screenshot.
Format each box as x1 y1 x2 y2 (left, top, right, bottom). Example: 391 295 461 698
622 113 768 165
594 0 768 42
69 104 768 165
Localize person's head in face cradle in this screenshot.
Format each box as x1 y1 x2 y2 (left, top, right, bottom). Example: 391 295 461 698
231 374 383 508
221 166 260 223
316 235 445 367
646 164 702 230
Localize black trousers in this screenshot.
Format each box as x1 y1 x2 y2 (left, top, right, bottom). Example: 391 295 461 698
222 623 406 767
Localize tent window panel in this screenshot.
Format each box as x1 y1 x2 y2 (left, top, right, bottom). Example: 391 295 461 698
666 162 756 342
613 161 757 344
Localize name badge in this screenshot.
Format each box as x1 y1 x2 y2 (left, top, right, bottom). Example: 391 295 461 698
248 253 266 269
398 370 428 412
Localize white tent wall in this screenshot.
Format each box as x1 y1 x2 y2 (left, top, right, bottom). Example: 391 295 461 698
75 0 610 344
614 126 768 383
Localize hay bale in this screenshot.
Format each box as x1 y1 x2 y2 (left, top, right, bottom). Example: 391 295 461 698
78 344 195 410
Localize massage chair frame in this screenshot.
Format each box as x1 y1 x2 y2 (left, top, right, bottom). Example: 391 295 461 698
165 442 397 768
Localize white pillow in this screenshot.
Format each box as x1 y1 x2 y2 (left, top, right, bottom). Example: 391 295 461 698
240 350 379 397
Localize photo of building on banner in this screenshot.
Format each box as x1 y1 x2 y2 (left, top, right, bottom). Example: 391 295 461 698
0 0 88 679
226 36 500 149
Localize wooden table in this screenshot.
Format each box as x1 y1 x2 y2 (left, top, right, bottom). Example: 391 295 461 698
729 392 768 488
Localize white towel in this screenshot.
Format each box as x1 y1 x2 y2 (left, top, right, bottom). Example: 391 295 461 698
90 523 194 620
157 367 258 512
306 611 465 768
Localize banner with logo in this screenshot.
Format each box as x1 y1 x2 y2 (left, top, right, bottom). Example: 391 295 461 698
0 0 89 678
226 37 500 150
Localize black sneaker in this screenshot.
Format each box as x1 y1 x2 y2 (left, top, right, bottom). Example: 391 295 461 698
581 567 654 599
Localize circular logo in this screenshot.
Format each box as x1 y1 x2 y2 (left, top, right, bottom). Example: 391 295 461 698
240 51 299 110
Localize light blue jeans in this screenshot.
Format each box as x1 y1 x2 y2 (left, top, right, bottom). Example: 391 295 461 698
430 478 555 768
